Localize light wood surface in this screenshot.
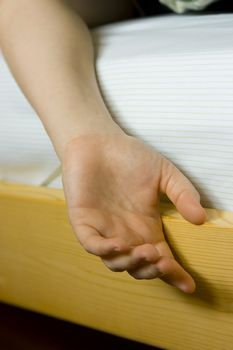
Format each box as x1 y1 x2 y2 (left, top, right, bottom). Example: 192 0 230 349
0 181 233 350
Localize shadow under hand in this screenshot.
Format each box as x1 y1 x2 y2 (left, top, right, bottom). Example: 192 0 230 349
167 238 233 313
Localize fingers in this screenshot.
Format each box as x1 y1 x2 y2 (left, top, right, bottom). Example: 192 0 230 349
154 239 196 294
102 244 160 272
128 241 196 294
160 158 207 225
128 254 196 293
128 264 162 280
75 225 162 276
75 224 129 256
156 256 196 293
72 217 195 294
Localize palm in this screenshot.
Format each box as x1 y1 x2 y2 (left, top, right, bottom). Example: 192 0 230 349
62 134 206 293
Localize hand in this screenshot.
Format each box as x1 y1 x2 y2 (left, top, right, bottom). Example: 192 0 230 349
62 133 206 293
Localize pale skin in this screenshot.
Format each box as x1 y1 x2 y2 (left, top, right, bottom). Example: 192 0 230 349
0 0 206 293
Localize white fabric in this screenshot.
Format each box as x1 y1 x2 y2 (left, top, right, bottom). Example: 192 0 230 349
159 0 220 13
0 14 233 211
0 56 60 185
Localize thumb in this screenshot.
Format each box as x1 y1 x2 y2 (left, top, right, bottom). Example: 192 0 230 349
159 158 207 225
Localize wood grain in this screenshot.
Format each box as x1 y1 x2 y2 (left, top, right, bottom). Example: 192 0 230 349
0 181 233 350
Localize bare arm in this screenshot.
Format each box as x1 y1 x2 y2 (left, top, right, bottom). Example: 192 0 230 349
0 0 123 159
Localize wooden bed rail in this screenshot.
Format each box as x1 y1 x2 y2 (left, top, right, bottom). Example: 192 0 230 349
0 181 233 349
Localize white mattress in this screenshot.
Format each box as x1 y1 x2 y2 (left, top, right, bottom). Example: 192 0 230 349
0 13 233 211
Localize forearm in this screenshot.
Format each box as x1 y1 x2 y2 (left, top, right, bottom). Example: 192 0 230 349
0 0 123 159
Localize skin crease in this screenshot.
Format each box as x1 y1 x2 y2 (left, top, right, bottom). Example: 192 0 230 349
62 133 207 293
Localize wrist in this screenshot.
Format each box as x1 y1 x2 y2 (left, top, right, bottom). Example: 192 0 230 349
53 115 125 161
61 132 131 178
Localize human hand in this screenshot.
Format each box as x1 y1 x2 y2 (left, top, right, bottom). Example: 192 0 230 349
62 133 206 293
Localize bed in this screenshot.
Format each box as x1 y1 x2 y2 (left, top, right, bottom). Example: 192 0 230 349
1 13 233 349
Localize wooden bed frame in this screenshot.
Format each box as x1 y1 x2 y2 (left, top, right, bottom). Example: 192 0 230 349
1 181 233 349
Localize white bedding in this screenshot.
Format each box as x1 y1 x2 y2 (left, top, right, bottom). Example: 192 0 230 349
0 13 233 211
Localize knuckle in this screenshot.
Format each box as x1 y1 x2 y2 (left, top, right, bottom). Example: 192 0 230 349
81 241 94 255
128 265 161 280
110 265 125 272
102 260 125 272
80 237 96 255
130 272 144 280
